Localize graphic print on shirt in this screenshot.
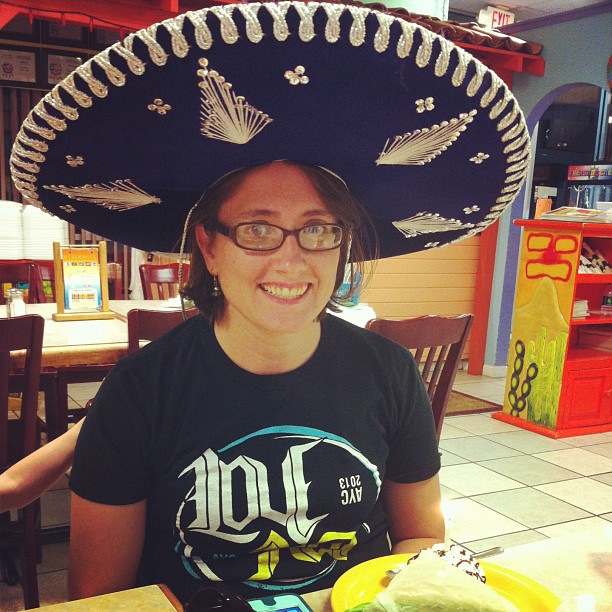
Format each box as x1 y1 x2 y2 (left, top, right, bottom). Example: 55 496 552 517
174 426 381 590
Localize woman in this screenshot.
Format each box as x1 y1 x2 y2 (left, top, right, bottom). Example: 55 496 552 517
8 0 530 604
68 161 444 601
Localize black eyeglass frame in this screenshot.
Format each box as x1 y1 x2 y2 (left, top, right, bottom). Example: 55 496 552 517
207 220 344 252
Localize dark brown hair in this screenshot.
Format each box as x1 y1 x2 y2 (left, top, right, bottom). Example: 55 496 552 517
181 161 378 324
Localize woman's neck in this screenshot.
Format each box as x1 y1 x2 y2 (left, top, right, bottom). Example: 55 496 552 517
213 318 322 375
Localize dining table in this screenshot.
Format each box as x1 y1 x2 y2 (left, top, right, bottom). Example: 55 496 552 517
28 522 612 610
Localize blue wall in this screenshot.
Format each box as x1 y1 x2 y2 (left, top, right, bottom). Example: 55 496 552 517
484 5 612 370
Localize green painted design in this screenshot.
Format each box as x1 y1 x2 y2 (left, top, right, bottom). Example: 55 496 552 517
525 326 568 428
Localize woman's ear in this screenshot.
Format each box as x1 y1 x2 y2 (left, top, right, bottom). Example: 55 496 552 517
195 224 217 274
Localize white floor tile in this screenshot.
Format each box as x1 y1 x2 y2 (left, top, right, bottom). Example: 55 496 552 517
534 448 612 476
580 442 612 459
439 436 524 462
482 430 572 454
535 478 612 515
560 432 612 447
440 463 524 496
477 455 581 486
593 472 612 486
444 497 528 543
440 450 469 466
439 423 475 440
444 414 520 435
473 487 592 528
535 516 612 538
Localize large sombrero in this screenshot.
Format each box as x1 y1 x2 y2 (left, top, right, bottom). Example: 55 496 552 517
10 1 530 259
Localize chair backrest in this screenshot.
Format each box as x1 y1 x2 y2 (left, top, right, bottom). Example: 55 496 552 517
127 308 199 354
366 314 474 440
33 259 56 302
0 315 44 470
0 260 45 304
139 263 190 300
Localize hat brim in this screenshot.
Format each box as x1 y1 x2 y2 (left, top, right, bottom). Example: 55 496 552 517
10 2 530 258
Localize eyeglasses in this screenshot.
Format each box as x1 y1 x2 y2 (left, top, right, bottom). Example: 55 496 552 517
183 583 253 611
208 221 343 252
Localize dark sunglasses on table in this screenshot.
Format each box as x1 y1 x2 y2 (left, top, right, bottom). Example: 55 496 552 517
208 221 343 252
183 582 254 611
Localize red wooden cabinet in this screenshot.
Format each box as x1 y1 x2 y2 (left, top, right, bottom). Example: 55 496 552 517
495 220 612 437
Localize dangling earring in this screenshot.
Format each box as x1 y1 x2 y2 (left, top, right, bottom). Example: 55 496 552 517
212 275 222 297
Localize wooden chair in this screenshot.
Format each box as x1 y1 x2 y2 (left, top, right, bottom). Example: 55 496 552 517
127 308 199 354
0 260 45 305
366 314 474 440
139 263 189 300
33 260 56 303
0 315 44 609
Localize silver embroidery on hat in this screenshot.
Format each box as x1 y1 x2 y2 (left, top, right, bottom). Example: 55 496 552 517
113 35 146 75
464 205 480 214
47 88 79 120
466 62 486 97
59 74 92 108
416 29 435 68
374 12 394 53
265 2 291 41
294 2 318 42
285 66 309 86
323 3 343 43
59 204 77 213
376 110 477 166
452 55 470 87
198 58 272 144
434 38 453 76
75 63 108 98
43 179 161 211
33 106 68 132
16 134 48 153
392 213 475 238
141 25 169 66
148 99 172 115
237 4 264 43
66 155 84 167
425 242 440 248
397 20 415 59
12 142 44 163
480 76 502 108
93 49 126 87
348 5 368 46
470 152 489 164
415 97 434 113
10 167 36 183
164 14 190 58
217 5 240 44
185 10 213 50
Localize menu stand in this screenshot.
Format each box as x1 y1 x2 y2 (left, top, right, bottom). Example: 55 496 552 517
52 241 116 321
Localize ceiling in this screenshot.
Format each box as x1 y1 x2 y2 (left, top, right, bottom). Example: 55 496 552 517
447 0 606 23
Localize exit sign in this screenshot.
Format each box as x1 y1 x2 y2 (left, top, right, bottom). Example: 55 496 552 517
478 6 515 29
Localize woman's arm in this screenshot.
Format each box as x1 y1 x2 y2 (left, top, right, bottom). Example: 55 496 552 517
0 420 84 513
381 473 445 554
68 493 146 600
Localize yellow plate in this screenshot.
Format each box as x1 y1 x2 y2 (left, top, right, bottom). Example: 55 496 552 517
330 554 561 611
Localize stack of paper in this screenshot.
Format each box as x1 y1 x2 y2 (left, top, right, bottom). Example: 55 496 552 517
572 300 589 319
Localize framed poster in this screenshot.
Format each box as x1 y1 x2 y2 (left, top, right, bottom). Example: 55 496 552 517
46 52 84 86
0 47 37 85
1 14 39 41
44 21 86 44
92 28 122 49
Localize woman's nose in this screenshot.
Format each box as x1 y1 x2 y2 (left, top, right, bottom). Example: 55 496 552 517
274 234 307 267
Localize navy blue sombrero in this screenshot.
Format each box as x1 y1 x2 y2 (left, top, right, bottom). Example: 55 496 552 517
10 1 530 259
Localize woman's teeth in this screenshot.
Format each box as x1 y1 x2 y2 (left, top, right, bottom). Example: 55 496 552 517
262 284 308 299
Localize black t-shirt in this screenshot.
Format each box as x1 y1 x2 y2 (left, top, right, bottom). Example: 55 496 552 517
70 314 440 602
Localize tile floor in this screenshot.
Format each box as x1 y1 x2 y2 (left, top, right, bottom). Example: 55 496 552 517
2 371 612 609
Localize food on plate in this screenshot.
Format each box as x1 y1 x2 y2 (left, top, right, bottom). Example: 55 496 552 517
346 544 519 611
